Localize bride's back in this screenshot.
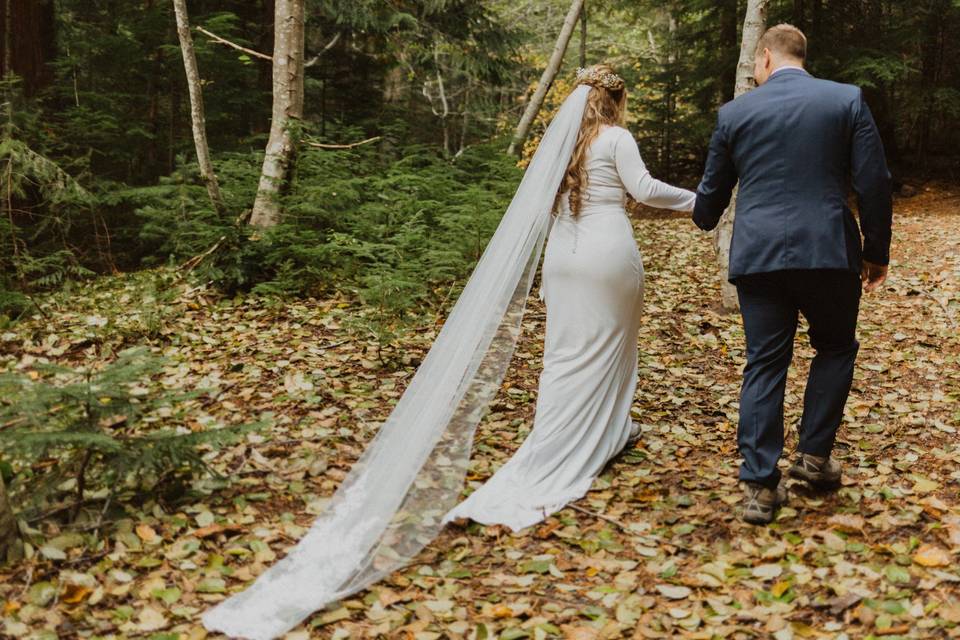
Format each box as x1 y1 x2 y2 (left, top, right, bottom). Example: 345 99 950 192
557 125 631 216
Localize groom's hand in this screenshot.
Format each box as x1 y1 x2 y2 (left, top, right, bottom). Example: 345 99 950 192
861 260 888 292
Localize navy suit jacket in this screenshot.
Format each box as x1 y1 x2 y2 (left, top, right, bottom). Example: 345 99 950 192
693 68 893 282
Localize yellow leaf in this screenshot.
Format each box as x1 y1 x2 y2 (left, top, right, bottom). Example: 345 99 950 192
913 544 951 567
61 584 91 604
771 580 791 598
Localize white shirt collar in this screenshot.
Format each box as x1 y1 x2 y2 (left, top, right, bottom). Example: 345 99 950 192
770 65 806 77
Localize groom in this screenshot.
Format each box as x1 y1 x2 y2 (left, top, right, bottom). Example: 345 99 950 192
693 24 893 524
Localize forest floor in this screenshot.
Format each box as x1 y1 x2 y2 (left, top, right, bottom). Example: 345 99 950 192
1 184 960 640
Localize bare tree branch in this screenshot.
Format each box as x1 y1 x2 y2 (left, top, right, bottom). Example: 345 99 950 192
304 136 382 149
304 32 341 68
195 25 272 61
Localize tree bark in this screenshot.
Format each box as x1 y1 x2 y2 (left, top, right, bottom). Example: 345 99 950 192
579 1 587 68
718 0 738 105
249 0 305 228
507 0 584 156
2 0 10 78
0 471 17 562
793 0 806 29
714 0 768 311
0 0 55 96
664 10 678 177
172 0 226 215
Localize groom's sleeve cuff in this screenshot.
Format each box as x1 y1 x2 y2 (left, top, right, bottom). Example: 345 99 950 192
692 193 722 231
862 245 890 266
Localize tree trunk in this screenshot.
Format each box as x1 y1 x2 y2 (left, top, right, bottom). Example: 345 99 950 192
2 0 10 78
172 0 226 215
579 1 587 68
714 0 768 311
0 0 55 96
249 0 305 228
718 0 738 105
457 84 471 157
256 0 275 133
917 0 946 161
0 472 17 562
811 0 823 47
507 0 584 156
793 0 806 29
433 45 450 157
664 10 678 177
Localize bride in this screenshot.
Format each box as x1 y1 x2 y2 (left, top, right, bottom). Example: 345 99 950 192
443 65 694 530
203 64 694 640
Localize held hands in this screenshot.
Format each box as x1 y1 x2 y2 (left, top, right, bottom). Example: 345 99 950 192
861 260 888 293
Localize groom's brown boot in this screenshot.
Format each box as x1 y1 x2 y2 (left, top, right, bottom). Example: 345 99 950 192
741 479 788 525
789 453 842 490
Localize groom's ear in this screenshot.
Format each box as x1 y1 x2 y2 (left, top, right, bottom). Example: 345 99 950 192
753 48 772 86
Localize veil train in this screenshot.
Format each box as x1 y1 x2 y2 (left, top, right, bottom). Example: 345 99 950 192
202 84 592 640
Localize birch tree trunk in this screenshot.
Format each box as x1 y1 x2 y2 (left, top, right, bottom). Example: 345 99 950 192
0 472 17 562
507 0 584 156
249 0 305 229
714 0 768 311
172 0 225 215
579 1 587 68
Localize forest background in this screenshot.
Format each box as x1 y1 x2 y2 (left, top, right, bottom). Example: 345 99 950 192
3 0 959 320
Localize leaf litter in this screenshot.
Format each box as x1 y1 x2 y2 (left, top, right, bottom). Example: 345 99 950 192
1 186 959 638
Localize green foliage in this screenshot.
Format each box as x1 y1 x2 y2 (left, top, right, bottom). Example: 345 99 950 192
0 80 99 318
4 0 960 324
133 138 519 350
0 347 258 517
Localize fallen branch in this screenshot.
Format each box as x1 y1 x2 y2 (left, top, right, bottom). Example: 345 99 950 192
21 289 50 321
178 234 226 274
567 503 632 531
304 136 382 150
195 26 272 61
566 502 692 551
176 209 251 278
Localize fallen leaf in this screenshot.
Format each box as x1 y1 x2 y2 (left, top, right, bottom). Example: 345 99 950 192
655 584 691 600
136 523 158 543
137 606 167 632
827 513 865 533
752 564 783 580
913 544 951 567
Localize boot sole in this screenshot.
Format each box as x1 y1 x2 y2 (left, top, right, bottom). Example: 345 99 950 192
743 513 775 525
788 467 841 490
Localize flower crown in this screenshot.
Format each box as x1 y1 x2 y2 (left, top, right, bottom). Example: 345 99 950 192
575 67 625 91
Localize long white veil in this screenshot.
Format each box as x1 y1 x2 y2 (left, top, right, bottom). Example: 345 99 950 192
202 85 591 640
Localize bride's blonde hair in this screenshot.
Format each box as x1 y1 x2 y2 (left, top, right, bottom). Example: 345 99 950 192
556 64 627 217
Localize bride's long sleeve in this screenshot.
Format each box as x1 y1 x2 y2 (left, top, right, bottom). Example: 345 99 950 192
613 129 696 211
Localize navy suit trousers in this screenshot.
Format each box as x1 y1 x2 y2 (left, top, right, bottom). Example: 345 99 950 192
735 269 861 488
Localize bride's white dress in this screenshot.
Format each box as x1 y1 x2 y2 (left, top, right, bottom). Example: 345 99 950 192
202 89 691 640
444 126 695 531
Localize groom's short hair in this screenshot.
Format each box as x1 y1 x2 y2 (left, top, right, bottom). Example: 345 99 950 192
756 24 807 62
